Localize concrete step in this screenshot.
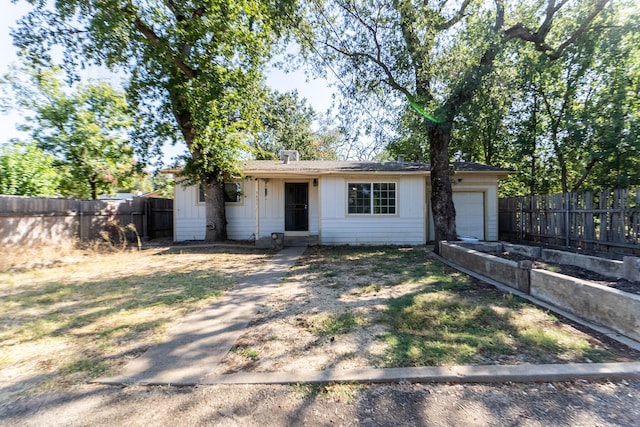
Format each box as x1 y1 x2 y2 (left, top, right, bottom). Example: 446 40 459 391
285 235 319 247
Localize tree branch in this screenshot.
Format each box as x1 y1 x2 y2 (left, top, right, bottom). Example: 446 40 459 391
337 2 384 63
494 0 505 32
325 42 412 98
436 0 473 30
442 0 507 122
549 0 609 60
124 3 198 79
504 0 611 60
536 0 571 41
571 157 598 193
503 23 554 52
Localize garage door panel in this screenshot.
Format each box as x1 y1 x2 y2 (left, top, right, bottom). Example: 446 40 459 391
453 192 485 240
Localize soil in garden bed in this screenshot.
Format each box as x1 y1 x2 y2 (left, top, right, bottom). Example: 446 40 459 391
489 251 640 296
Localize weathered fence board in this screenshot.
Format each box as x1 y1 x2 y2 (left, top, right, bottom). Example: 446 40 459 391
0 196 173 247
499 188 640 257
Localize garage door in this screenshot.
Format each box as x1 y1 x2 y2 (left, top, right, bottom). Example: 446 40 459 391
453 192 485 240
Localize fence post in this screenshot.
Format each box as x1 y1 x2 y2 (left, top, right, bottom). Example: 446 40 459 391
519 197 524 241
143 198 149 239
565 192 570 248
78 200 83 242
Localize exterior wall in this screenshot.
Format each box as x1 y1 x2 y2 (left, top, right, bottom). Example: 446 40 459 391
174 179 257 241
174 182 206 241
174 171 501 244
319 175 426 245
531 269 640 342
226 179 257 241
254 178 320 239
174 178 320 241
256 178 284 238
427 174 500 241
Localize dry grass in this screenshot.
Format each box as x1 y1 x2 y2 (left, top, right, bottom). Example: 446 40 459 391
2 243 637 406
0 244 272 401
215 245 637 375
0 242 82 272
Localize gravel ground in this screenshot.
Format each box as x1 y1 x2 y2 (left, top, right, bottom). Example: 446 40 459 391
2 379 639 426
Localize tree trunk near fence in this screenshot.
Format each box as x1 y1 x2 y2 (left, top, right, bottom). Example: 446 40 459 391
90 179 98 200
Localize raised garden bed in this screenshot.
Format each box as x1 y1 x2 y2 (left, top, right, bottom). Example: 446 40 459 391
439 241 640 343
487 251 640 296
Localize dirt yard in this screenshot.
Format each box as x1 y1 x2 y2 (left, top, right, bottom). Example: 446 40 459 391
1 244 639 426
3 379 639 426
215 246 637 374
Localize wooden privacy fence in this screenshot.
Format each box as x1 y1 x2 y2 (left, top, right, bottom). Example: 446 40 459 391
0 196 173 247
499 188 640 256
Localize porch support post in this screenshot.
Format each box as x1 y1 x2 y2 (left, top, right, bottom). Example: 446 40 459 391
255 178 260 242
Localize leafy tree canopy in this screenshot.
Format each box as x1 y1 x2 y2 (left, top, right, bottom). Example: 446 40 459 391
444 2 640 196
307 0 611 245
13 0 300 239
0 141 61 197
2 64 140 199
254 90 339 160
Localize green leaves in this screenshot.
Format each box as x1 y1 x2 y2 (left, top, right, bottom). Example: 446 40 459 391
254 90 339 160
0 141 61 197
2 64 139 199
13 0 300 238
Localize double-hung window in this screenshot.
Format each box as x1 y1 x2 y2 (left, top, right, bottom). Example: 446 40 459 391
348 182 396 215
198 182 242 204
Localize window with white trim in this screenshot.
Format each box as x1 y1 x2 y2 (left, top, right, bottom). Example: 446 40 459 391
198 182 242 204
347 182 396 215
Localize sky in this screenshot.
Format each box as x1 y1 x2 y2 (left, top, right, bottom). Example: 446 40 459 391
0 2 335 166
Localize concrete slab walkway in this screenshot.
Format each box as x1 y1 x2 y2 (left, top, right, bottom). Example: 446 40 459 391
96 245 640 387
98 245 307 385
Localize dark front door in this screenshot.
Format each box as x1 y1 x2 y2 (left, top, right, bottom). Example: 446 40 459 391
285 183 308 231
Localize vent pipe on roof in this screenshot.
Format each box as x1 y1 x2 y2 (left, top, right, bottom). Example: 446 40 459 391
280 150 299 163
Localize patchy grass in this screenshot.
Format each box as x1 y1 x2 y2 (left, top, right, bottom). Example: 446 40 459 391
229 245 633 375
231 346 260 361
378 273 615 367
0 245 271 398
291 382 361 403
306 312 368 337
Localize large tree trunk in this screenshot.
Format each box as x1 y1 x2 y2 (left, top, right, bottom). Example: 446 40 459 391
202 176 228 242
429 126 457 253
171 90 229 242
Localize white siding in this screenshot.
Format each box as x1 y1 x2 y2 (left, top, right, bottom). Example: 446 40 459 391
174 178 321 242
174 183 206 241
174 179 257 241
257 178 284 238
173 170 503 244
319 175 426 245
226 179 257 241
256 178 320 238
308 182 319 235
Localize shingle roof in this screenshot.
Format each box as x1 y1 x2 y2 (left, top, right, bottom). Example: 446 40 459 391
241 160 512 174
163 161 513 177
